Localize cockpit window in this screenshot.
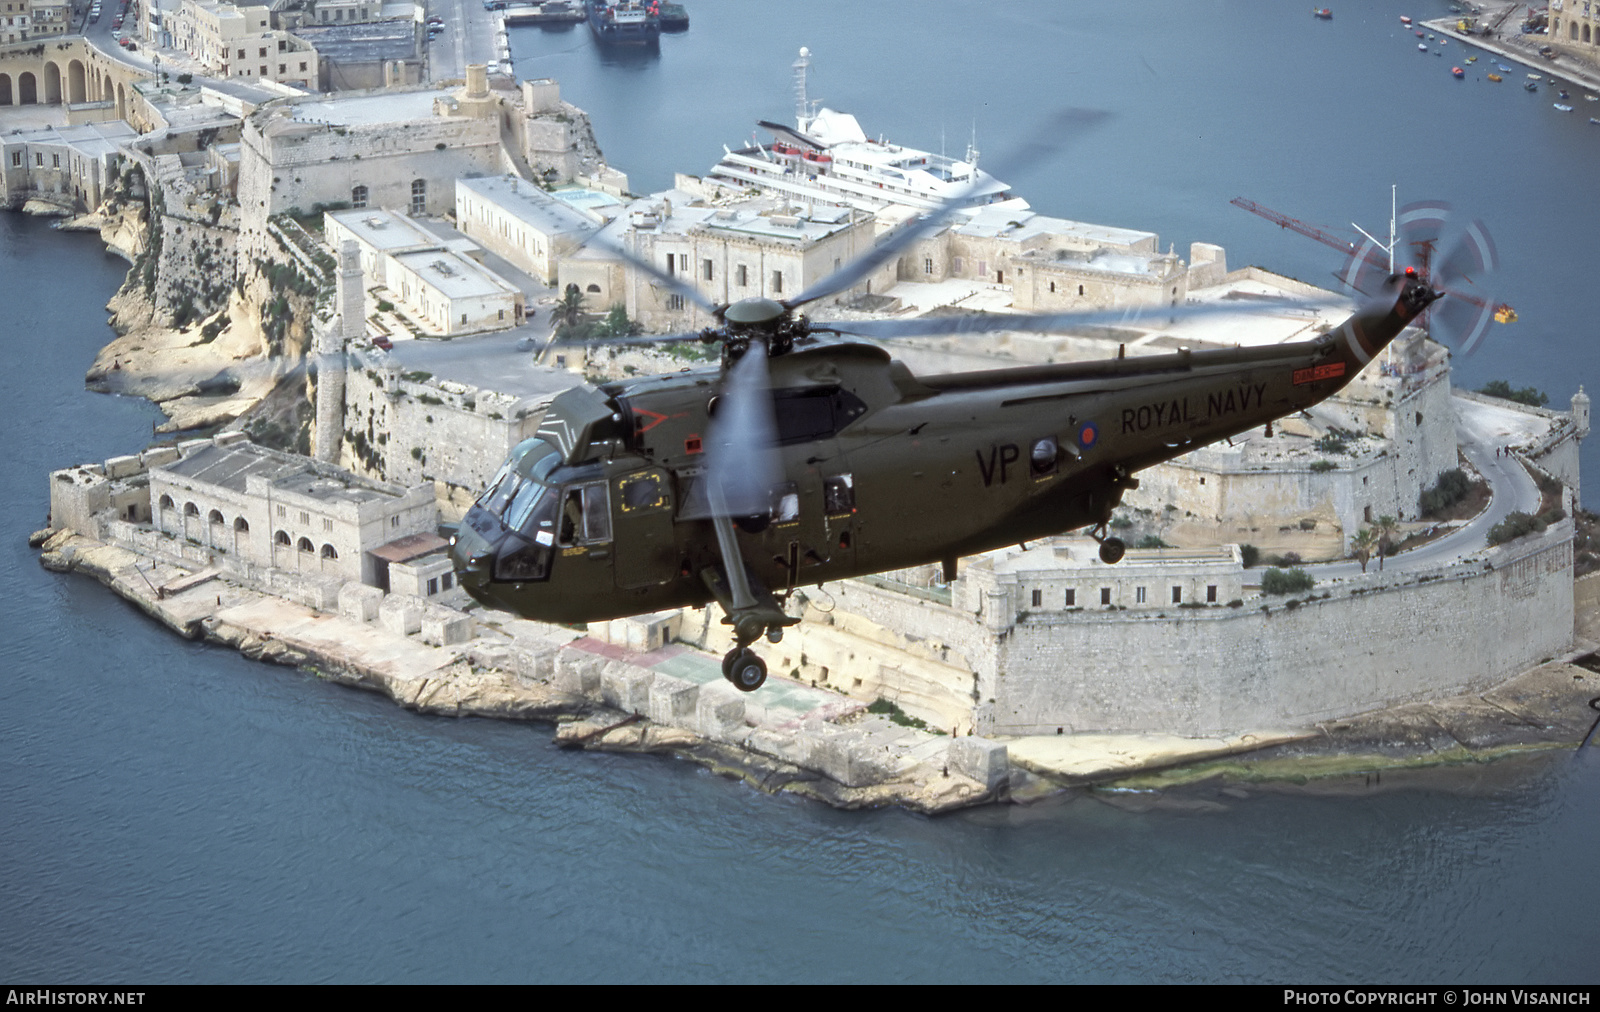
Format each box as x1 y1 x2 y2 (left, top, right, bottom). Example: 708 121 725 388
558 482 611 546
477 441 561 518
503 481 546 533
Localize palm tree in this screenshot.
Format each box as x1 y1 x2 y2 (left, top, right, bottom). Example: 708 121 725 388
1351 527 1378 573
551 284 588 341
1374 514 1399 570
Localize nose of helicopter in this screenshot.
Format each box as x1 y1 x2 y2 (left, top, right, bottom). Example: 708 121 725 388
449 524 495 604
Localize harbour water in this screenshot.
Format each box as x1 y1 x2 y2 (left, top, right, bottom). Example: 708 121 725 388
4 1 1600 984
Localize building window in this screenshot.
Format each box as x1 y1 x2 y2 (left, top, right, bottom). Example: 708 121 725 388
259 66 267 76
410 178 426 215
208 509 225 524
238 48 245 58
442 573 453 591
9 153 18 167
923 257 933 275
258 47 266 57
1065 588 1075 607
300 62 308 72
736 264 747 286
1171 586 1182 604
320 544 338 559
298 511 310 526
35 153 42 166
275 530 290 546
351 184 368 208
51 153 58 167
322 518 334 532
702 258 713 281
1049 281 1055 293
276 504 286 518
1206 585 1217 603
1136 586 1146 604
278 40 286 52
297 537 314 553
158 494 174 510
1031 589 1042 608
770 270 782 294
1100 587 1111 606
184 502 200 516
1078 284 1085 296
234 517 249 532
390 516 400 527
278 64 285 74
667 294 684 311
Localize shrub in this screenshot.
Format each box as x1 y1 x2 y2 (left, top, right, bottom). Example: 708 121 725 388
1261 567 1315 595
1240 544 1260 568
1478 380 1548 407
1487 511 1545 546
1419 468 1473 516
1310 459 1336 473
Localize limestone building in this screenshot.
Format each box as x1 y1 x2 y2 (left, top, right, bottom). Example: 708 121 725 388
455 175 604 286
2 120 137 211
27 0 66 38
2 0 29 43
1550 0 1600 64
148 435 437 586
560 193 878 332
171 0 320 89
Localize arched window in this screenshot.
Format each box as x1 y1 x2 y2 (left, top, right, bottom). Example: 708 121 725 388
351 184 368 208
234 517 250 532
184 502 200 516
208 509 225 524
320 544 338 559
586 284 601 293
158 494 174 510
275 530 291 545
297 537 314 552
410 178 426 215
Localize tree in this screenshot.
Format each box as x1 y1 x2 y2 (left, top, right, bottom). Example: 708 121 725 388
600 303 638 338
1351 527 1378 574
1374 514 1399 570
551 285 589 341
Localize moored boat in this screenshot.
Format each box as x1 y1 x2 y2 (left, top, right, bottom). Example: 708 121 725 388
1488 73 1502 81
1312 7 1332 19
1400 15 1412 24
1554 103 1573 112
586 0 661 46
1452 66 1464 77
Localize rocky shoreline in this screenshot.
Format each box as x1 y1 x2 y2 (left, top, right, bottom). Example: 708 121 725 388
34 522 1600 813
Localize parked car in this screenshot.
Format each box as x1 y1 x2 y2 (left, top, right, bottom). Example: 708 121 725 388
426 15 444 25
372 335 393 351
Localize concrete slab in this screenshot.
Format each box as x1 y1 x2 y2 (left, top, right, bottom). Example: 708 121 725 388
1003 728 1314 783
216 596 463 681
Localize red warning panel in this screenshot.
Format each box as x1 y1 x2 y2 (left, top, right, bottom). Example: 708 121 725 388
1292 362 1347 386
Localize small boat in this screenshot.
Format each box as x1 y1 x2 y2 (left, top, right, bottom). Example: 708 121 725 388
1586 94 1599 101
1401 15 1412 24
1487 72 1503 81
1452 66 1464 77
1589 117 1600 125
1419 43 1428 51
1554 103 1573 112
1416 29 1425 36
1466 55 1477 63
1312 7 1332 19
1559 89 1570 99
1435 49 1444 56
1526 81 1538 91
1498 63 1513 71
1527 72 1541 79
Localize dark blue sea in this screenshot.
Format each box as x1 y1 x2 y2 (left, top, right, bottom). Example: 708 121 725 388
2 0 1598 984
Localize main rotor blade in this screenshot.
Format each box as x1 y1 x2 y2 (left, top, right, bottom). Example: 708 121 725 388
822 296 1323 341
783 107 1110 310
589 238 723 316
553 328 710 350
704 347 780 519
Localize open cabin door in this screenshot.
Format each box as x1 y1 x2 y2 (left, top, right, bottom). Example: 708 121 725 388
612 468 677 589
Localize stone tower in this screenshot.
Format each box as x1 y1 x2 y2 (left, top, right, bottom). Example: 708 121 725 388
314 241 361 463
1572 386 1590 439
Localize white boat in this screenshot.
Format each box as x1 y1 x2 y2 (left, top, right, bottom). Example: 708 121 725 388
1554 103 1574 112
709 48 1025 216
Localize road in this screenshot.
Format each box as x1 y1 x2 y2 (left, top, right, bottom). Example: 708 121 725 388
425 0 507 82
1306 395 1547 582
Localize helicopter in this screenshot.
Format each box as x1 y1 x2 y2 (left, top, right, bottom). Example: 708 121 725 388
448 153 1489 693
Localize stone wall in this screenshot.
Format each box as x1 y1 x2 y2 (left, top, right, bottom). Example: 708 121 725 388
982 525 1574 736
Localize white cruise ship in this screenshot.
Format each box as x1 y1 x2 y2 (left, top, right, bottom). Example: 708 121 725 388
708 47 1029 216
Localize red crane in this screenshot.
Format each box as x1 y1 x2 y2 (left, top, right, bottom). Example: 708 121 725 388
1229 197 1361 258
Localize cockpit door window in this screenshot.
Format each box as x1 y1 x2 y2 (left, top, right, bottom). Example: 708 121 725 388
558 482 612 546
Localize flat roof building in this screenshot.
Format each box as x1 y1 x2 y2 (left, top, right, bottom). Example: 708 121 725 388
455 175 603 286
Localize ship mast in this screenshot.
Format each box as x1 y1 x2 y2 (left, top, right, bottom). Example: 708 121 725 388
794 46 818 134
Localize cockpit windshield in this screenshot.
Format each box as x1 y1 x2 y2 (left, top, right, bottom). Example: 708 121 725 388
475 439 560 521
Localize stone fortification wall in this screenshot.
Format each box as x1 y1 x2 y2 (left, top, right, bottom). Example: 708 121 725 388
1455 388 1587 504
980 525 1574 736
340 353 548 517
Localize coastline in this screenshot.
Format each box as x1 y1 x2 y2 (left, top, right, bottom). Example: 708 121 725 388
33 516 1600 812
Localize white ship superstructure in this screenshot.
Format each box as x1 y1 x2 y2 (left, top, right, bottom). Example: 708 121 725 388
709 47 1027 216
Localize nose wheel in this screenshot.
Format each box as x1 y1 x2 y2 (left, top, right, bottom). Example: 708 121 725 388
722 648 767 692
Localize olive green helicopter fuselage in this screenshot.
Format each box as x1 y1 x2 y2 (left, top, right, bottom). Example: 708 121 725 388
450 279 1434 632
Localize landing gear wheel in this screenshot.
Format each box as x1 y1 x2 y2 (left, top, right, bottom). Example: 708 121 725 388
1098 537 1126 565
725 649 767 692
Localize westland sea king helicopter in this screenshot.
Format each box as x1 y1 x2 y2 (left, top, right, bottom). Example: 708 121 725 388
449 116 1504 692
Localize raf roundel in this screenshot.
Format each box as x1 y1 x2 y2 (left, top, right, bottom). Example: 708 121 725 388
1077 421 1099 450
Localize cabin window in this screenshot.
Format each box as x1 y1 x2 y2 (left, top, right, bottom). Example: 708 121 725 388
824 474 855 515
617 471 670 513
558 482 611 546
772 386 868 444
